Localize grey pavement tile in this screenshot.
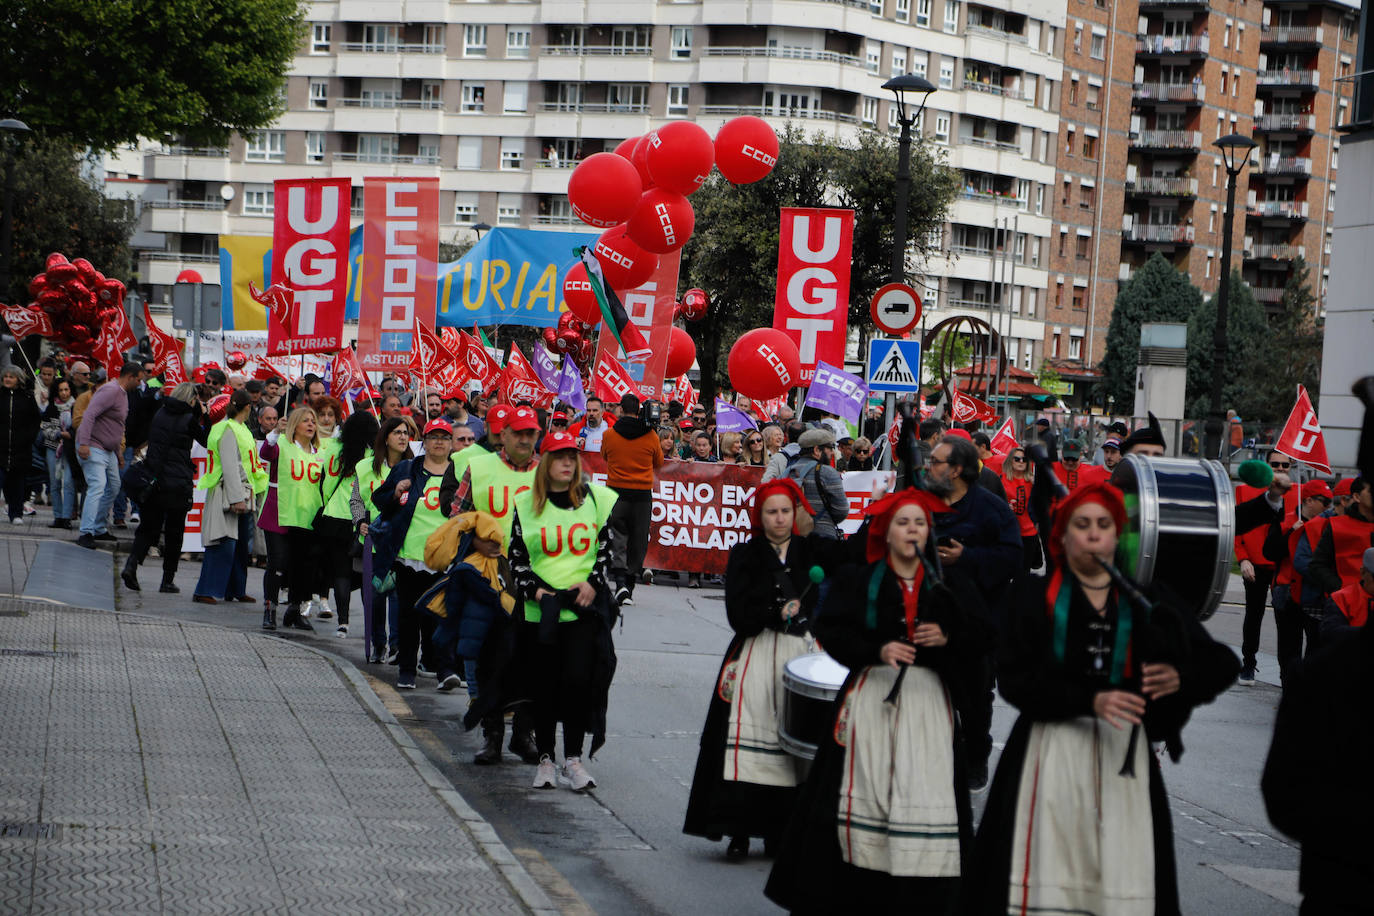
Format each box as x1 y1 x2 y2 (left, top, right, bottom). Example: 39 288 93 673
0 842 35 913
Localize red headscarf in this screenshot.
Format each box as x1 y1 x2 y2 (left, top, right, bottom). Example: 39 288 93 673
749 478 816 536
1047 481 1127 567
862 487 950 563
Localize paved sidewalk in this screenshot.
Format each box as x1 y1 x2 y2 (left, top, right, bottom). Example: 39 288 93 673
0 587 551 913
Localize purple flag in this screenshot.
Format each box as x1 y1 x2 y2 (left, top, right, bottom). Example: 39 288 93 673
713 397 758 434
803 360 867 424
556 354 587 411
532 342 562 391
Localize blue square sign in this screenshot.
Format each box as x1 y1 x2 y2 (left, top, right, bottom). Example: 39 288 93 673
866 339 923 393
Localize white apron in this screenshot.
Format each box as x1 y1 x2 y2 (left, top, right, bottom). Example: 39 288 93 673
722 628 814 787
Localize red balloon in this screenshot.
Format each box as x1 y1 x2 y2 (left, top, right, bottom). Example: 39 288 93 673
645 122 716 196
45 253 69 270
626 189 695 255
64 280 94 308
562 262 602 324
226 350 249 371
681 287 710 321
97 278 125 304
206 393 231 423
593 224 659 291
28 274 47 298
714 116 780 184
567 153 643 229
577 337 594 365
613 136 640 160
72 258 100 287
557 310 578 333
45 263 79 285
630 137 656 191
727 328 801 400
556 328 581 353
175 269 204 284
664 326 697 379
542 327 559 350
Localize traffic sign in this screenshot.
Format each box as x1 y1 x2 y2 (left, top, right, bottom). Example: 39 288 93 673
869 283 922 336
866 338 923 393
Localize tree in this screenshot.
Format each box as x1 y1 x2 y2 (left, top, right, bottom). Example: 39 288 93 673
1099 253 1203 410
1185 270 1270 420
1260 257 1323 408
0 0 305 151
922 328 972 386
678 126 958 404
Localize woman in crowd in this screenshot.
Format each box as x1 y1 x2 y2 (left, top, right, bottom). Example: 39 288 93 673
718 432 744 465
318 411 378 638
658 425 681 461
258 406 324 630
684 478 850 860
193 391 267 607
0 367 40 524
741 430 768 468
308 395 346 620
352 416 414 663
371 418 458 689
40 378 76 529
963 483 1239 916
761 424 784 461
508 432 618 792
846 437 875 472
1001 446 1043 572
766 488 981 912
123 383 208 593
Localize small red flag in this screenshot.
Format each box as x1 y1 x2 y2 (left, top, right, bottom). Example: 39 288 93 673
1273 385 1331 474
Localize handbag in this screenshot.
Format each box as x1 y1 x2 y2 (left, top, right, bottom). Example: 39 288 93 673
123 460 158 506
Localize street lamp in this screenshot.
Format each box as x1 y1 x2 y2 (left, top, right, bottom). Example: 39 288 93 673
0 118 31 302
880 75 935 470
1206 132 1257 461
471 221 491 241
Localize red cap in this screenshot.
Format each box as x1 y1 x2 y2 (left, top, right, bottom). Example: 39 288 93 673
943 429 973 442
487 403 512 435
507 406 540 432
551 411 569 422
678 418 694 430
1302 480 1333 501
1334 478 1354 497
541 431 579 453
422 418 453 438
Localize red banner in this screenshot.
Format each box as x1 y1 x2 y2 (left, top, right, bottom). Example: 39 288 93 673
270 178 350 355
0 304 52 339
593 250 680 400
330 346 368 397
143 303 187 385
499 346 555 407
989 416 1018 455
593 349 638 403
773 207 853 384
458 330 502 389
359 177 440 370
1274 385 1331 474
671 375 699 412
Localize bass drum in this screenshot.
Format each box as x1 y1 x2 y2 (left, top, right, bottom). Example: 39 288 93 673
1110 454 1235 620
779 652 849 761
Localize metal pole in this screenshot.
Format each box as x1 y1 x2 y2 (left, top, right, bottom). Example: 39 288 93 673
1005 215 1019 410
882 108 915 473
1207 168 1239 461
192 284 202 368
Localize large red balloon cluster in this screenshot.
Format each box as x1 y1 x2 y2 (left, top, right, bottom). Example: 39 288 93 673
541 311 596 373
28 253 127 356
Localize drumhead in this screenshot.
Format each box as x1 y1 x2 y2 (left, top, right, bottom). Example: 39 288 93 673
782 652 849 700
1110 454 1235 620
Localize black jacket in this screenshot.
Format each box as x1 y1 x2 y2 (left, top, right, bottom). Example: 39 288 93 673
124 384 159 449
0 385 40 470
933 482 1023 622
143 397 207 507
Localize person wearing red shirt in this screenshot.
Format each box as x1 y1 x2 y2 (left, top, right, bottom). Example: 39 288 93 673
1320 548 1374 640
1000 446 1042 572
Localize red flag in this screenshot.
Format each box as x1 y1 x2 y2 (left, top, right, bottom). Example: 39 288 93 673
439 326 463 353
672 375 698 412
951 381 997 424
91 321 128 376
1274 385 1331 474
330 346 368 397
594 350 639 403
989 416 1018 455
106 299 137 352
249 281 295 338
886 418 901 448
458 330 501 389
143 303 187 385
253 355 294 383
433 360 468 400
1 303 53 339
408 318 458 381
498 346 555 408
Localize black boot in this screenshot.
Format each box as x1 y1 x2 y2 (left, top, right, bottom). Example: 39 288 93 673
159 572 180 594
508 727 540 765
282 603 313 631
474 722 504 765
120 556 140 591
261 601 277 631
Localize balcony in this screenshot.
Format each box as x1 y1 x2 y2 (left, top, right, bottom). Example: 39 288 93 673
332 152 441 165
703 46 863 67
1257 70 1321 91
1130 130 1202 152
537 102 651 115
138 251 221 286
335 97 444 110
1137 0 1208 8
1122 224 1195 246
1125 176 1199 198
1256 155 1313 177
542 44 653 57
1135 35 1210 57
1132 81 1205 105
966 24 1029 44
1247 200 1309 220
697 104 858 124
1252 286 1286 304
963 135 1022 153
1254 113 1317 134
1260 26 1323 48
338 41 444 54
1247 243 1304 262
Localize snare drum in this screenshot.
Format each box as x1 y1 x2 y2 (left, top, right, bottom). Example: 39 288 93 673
780 652 850 760
1110 454 1235 620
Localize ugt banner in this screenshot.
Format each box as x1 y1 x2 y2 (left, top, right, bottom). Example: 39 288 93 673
773 208 854 385
270 178 351 355
592 249 680 400
435 227 597 328
359 177 440 370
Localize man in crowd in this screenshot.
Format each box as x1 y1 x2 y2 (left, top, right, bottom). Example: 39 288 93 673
75 364 141 550
1320 547 1374 640
257 405 280 438
1100 435 1123 472
423 389 444 422
1235 457 1284 685
1053 440 1109 494
1306 476 1374 596
380 395 403 421
113 362 160 528
762 420 807 482
834 436 855 470
689 432 716 462
945 429 1006 500
1264 479 1335 682
261 376 286 416
68 361 92 398
570 396 607 452
601 393 663 605
785 428 848 540
444 392 484 444
972 431 1004 476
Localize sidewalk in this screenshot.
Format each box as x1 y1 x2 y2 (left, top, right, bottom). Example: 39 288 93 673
0 519 554 914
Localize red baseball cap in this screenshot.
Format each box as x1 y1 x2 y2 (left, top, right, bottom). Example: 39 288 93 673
506 406 540 432
551 411 569 422
1333 478 1354 497
1302 480 1333 501
487 403 512 435
943 429 973 442
541 431 579 453
422 418 453 438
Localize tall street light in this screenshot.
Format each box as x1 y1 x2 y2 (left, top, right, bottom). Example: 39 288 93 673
1206 133 1257 461
879 74 936 470
0 118 31 303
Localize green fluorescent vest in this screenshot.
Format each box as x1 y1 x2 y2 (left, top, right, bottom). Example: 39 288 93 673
276 439 324 529
400 469 449 562
467 450 537 541
515 484 618 624
319 437 346 505
197 419 268 497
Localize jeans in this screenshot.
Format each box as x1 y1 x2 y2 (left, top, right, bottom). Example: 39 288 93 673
112 445 138 523
77 446 121 536
195 512 254 600
45 450 74 520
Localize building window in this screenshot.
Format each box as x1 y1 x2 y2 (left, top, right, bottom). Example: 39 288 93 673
423 24 444 52
1085 83 1099 110
944 0 959 32
306 132 326 163
1069 334 1083 358
1090 32 1105 59
243 184 274 216
862 97 878 125
504 81 528 113
866 42 881 74
935 113 950 142
897 0 911 22
500 138 524 170
608 83 647 112
462 83 485 112
939 58 954 89
310 80 328 109
1062 179 1071 205
457 137 482 170
911 52 928 80
671 26 693 59
464 24 488 57
360 79 399 107
1058 230 1067 256
1073 25 1082 54
1065 127 1075 155
245 131 285 163
1082 134 1097 158
916 0 931 26
1069 80 1078 105
311 23 331 54
454 192 478 225
668 84 690 117
888 106 899 130
497 193 522 226
1035 186 1044 214
892 50 907 78
417 140 440 164
507 28 531 58
357 134 398 162
363 24 399 52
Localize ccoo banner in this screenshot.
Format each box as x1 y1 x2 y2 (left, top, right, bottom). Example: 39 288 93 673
270 178 351 355
773 208 854 385
358 177 440 371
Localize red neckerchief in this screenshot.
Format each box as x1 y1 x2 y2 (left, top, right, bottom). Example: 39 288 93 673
900 564 926 640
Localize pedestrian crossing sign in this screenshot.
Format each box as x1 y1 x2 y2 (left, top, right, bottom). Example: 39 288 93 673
866 338 923 393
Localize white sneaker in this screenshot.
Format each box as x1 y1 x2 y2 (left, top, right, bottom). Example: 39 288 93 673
129 512 140 524
22 501 35 516
313 596 334 620
335 625 348 638
532 755 557 789
11 517 23 526
563 756 596 792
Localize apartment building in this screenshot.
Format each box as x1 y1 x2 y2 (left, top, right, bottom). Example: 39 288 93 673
1045 0 1357 405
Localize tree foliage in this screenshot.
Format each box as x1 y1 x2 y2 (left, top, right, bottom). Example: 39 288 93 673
678 125 959 404
922 328 972 385
1099 253 1203 410
0 0 306 151
1185 270 1270 419
1262 257 1323 406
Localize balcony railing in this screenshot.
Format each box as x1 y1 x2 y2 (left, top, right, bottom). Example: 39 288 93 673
1249 243 1303 260
1123 224 1195 243
532 215 580 226
1126 176 1199 196
1258 155 1313 175
1257 69 1321 87
703 46 864 67
1261 26 1323 44
1255 113 1317 132
335 97 444 110
966 24 1028 44
147 199 226 210
1132 81 1205 102
1132 130 1203 149
964 135 1022 152
159 146 229 158
697 104 858 123
543 45 653 57
949 244 998 258
1137 0 1208 6
1249 200 1309 219
1136 35 1210 54
1252 287 1286 303
534 156 581 169
965 79 1008 96
141 252 220 263
339 42 445 54
332 152 441 165
959 189 1028 207
537 102 650 114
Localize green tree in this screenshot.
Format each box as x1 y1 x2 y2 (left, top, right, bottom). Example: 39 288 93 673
1258 257 1323 409
1099 253 1203 409
0 0 305 151
922 328 972 386
679 126 958 404
1185 270 1270 420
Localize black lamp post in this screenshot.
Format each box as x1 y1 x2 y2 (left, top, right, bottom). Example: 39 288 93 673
1206 133 1257 461
0 118 31 302
471 221 491 241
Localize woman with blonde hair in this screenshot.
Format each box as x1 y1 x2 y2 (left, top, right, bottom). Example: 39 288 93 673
257 406 324 630
740 429 768 467
719 432 744 465
1001 445 1042 572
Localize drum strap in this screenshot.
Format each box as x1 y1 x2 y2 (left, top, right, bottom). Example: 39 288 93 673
1047 569 1136 686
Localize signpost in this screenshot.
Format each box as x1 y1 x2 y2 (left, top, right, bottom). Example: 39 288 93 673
867 338 923 470
171 282 222 368
869 283 922 337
